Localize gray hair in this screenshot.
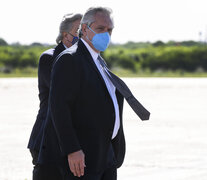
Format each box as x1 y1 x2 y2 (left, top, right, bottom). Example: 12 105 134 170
79 7 113 37
56 13 82 44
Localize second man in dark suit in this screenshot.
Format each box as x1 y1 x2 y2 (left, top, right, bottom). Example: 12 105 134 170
27 13 82 180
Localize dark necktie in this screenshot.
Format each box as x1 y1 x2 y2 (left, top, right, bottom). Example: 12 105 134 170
97 56 150 121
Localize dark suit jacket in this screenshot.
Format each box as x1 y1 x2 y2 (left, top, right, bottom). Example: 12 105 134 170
28 42 66 152
38 40 125 173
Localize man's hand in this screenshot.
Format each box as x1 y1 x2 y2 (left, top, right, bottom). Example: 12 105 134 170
68 150 86 177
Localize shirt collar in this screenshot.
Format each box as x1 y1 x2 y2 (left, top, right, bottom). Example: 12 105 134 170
62 42 67 49
81 38 99 61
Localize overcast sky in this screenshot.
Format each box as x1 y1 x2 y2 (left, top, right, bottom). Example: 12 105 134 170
1 0 207 45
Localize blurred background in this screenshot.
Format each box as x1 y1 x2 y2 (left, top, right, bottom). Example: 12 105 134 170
0 0 207 77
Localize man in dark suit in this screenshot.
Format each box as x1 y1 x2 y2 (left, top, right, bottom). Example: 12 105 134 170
27 13 82 180
38 7 138 180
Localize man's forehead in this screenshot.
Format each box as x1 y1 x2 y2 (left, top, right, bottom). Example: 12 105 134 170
94 12 114 27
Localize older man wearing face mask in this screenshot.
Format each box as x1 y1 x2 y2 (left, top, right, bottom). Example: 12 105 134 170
38 7 150 180
27 13 82 180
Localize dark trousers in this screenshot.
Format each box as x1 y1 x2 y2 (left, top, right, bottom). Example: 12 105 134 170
62 144 117 180
30 150 64 180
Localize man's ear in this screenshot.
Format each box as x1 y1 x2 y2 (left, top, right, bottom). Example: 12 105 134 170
81 24 87 36
62 32 68 38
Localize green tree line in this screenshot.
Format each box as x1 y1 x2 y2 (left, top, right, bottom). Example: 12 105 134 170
1 37 207 75
103 43 207 73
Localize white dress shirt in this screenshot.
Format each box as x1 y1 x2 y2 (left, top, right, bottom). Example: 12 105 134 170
81 39 120 139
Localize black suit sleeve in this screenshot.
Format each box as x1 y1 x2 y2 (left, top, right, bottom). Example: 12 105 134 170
38 54 53 88
49 53 81 156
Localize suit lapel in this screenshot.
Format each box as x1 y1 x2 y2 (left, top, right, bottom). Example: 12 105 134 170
53 42 66 60
78 40 108 87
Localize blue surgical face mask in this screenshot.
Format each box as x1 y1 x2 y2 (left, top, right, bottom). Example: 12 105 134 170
87 26 111 52
68 32 79 45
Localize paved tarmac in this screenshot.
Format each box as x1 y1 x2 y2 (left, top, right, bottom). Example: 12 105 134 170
0 78 207 180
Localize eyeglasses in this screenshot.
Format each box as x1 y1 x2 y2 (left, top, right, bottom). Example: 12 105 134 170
68 32 77 37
